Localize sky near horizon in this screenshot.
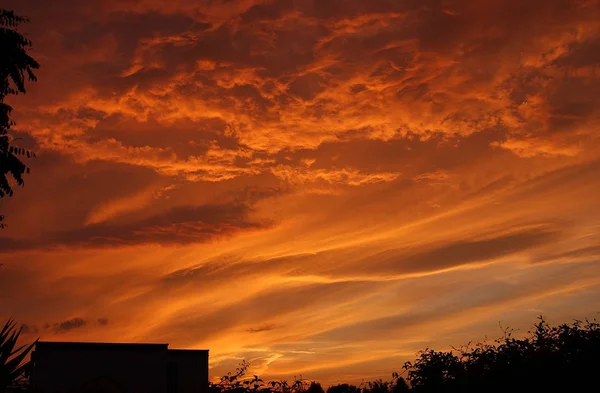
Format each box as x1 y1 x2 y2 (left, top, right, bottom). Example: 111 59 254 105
2 0 600 385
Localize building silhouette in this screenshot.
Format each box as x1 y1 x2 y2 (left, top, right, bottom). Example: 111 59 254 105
30 342 209 393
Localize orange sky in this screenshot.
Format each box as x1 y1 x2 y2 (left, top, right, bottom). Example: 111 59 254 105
2 0 600 386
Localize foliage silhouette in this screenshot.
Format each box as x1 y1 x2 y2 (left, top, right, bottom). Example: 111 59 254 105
5 315 600 393
0 9 39 227
209 316 600 393
304 382 324 393
208 360 410 393
326 384 360 393
208 361 316 393
402 315 600 392
0 319 38 392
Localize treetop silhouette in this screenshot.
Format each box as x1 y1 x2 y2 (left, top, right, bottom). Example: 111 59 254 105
0 9 39 227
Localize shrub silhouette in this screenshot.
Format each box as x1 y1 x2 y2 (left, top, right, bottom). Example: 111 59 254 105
208 361 315 393
6 315 600 393
210 316 600 393
305 382 324 393
0 319 37 392
402 316 600 392
326 384 360 393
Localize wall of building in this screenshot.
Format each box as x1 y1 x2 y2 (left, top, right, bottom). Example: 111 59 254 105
167 350 209 393
31 343 169 393
30 342 209 393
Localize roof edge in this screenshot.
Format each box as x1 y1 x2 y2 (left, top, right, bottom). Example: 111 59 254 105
35 342 169 351
168 349 210 354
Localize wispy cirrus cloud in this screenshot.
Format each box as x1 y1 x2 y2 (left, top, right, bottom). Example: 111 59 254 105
2 0 600 386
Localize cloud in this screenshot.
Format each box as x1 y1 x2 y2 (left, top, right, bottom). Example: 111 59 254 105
2 0 600 386
40 317 111 334
532 245 600 264
144 280 381 344
56 202 272 248
491 137 582 158
271 166 400 186
7 0 600 190
158 224 560 291
85 184 176 225
20 324 38 334
349 225 560 276
0 198 276 252
49 317 88 333
413 170 453 183
0 237 33 253
247 324 277 334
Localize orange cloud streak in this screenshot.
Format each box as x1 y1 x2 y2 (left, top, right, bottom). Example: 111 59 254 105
2 0 600 386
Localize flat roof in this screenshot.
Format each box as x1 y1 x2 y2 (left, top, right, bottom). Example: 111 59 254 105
35 342 169 351
168 349 210 355
34 342 209 353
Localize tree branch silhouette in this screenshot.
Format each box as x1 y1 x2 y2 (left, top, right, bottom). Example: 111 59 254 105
0 9 39 228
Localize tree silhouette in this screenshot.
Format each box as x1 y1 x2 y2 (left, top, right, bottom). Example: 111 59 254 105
305 382 325 393
209 316 600 393
0 319 38 392
209 362 329 393
402 316 600 392
326 384 360 393
0 9 39 227
389 375 409 393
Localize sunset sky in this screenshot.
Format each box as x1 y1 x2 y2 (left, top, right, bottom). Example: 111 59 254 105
2 0 600 385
